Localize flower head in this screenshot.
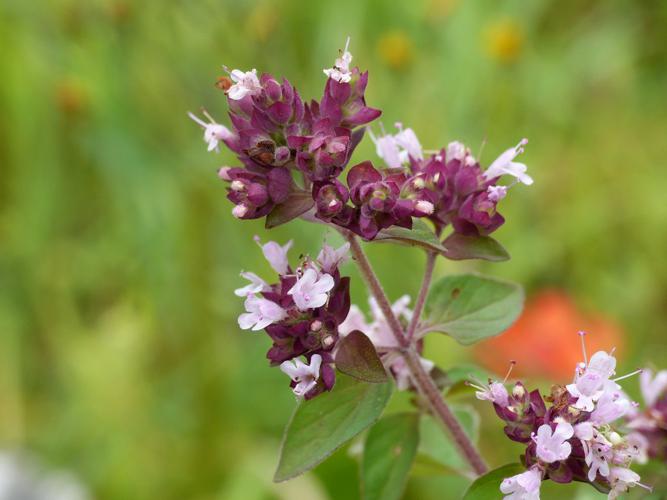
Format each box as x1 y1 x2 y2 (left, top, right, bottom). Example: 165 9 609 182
280 354 322 398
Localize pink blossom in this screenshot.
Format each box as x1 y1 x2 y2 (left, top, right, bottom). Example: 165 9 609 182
323 37 353 83
484 139 533 185
188 111 234 152
534 422 573 463
500 467 542 500
238 295 287 331
226 68 262 100
316 242 350 274
639 368 667 407
234 271 270 297
288 268 335 311
280 355 322 398
254 236 292 275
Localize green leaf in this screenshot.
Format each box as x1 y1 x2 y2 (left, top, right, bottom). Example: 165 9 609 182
335 330 388 383
265 191 314 229
375 219 446 253
462 463 525 500
274 374 393 482
418 405 479 474
361 413 419 500
423 274 524 345
442 233 510 262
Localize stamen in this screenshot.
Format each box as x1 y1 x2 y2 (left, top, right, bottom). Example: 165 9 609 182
613 369 643 383
202 109 216 123
477 137 487 162
503 360 517 383
343 36 351 54
578 330 588 366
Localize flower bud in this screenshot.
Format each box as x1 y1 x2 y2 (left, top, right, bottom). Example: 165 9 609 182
218 166 233 181
232 204 249 218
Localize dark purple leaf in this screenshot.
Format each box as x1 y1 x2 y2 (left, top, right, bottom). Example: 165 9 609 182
335 330 387 383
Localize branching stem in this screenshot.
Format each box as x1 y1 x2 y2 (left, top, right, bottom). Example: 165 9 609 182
341 230 488 476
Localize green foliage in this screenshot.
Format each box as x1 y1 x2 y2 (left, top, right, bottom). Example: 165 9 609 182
424 274 524 345
274 374 393 482
417 405 480 475
462 464 525 499
361 413 419 500
442 233 510 262
335 331 388 383
375 219 446 253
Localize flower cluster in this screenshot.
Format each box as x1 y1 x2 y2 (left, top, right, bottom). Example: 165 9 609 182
190 40 532 240
626 369 667 462
339 295 434 391
190 39 379 222
235 238 351 399
472 333 650 499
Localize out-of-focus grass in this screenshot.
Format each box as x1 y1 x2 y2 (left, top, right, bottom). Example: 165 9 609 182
1 0 666 498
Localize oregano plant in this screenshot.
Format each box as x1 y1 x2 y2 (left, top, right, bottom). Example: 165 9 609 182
189 39 664 499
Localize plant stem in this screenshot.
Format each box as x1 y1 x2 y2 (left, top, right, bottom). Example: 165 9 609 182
341 231 488 475
406 251 436 343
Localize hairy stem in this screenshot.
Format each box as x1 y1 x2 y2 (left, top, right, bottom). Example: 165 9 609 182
341 231 488 475
406 251 436 343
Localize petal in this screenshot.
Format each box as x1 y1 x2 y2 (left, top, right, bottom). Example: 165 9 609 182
238 313 257 330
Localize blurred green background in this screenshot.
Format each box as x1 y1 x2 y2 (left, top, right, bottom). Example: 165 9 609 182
1 0 666 498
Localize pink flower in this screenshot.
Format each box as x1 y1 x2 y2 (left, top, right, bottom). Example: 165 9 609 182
238 295 287 331
567 350 617 411
316 242 350 274
393 122 423 161
640 368 667 407
234 271 270 297
226 68 262 100
500 467 542 500
280 355 322 398
188 111 234 152
474 381 510 407
484 139 532 185
323 37 353 83
288 268 335 311
254 236 292 275
534 422 573 463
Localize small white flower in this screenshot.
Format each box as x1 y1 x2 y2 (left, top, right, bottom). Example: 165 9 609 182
288 268 335 311
280 354 322 398
226 68 262 100
446 141 468 162
366 295 412 349
188 111 234 152
607 466 650 499
369 124 424 168
500 467 541 500
238 295 287 331
574 422 594 441
567 350 617 411
534 422 574 463
254 236 292 275
393 122 423 161
583 433 613 481
590 382 632 425
234 271 270 297
484 139 533 185
474 382 510 407
640 368 667 407
323 37 353 83
487 185 507 202
316 242 350 274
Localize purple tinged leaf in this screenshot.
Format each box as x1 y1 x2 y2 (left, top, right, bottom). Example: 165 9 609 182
374 219 445 253
265 190 315 229
442 233 510 262
335 330 388 383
